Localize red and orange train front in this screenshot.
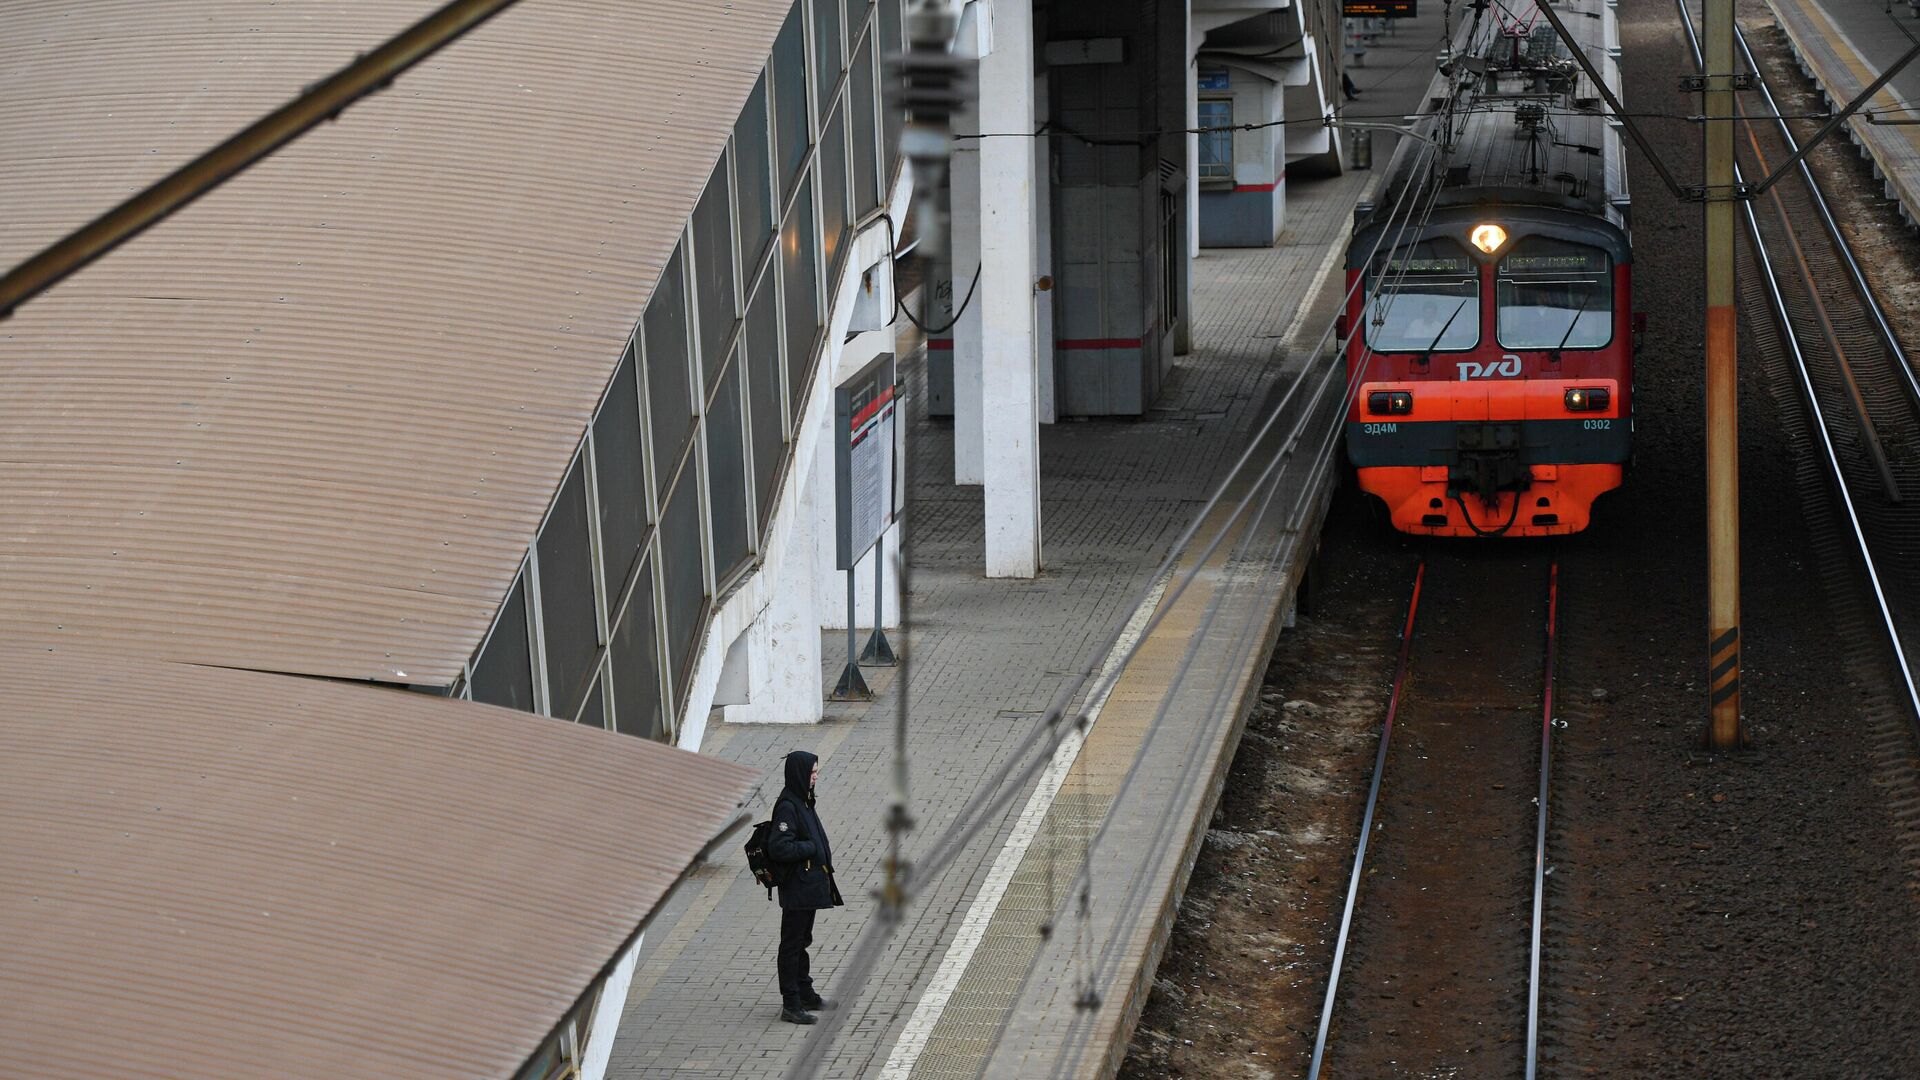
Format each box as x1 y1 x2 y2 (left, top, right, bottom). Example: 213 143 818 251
1341 214 1634 537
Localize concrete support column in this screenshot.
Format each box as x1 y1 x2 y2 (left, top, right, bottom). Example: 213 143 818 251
979 0 1041 578
951 97 986 486
1034 69 1057 425
1187 5 1200 262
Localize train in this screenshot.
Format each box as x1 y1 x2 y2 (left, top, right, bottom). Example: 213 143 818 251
1341 0 1636 537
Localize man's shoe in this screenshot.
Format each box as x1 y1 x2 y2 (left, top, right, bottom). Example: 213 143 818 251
800 992 834 1011
780 1006 817 1025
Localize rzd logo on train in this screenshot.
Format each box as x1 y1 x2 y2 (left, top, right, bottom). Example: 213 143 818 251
1456 355 1523 380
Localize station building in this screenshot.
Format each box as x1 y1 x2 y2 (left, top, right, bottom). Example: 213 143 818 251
0 0 905 1074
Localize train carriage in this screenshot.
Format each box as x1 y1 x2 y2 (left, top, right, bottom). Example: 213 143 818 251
1342 0 1636 537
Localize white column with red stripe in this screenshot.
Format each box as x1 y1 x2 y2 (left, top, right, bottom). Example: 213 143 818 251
979 0 1042 578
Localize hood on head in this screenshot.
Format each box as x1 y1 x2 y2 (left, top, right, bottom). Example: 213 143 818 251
784 750 818 796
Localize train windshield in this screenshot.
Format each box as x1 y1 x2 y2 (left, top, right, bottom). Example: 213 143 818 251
1364 239 1480 353
1497 237 1613 349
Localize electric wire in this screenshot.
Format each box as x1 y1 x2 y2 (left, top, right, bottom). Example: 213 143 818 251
788 80 1458 1078
1039 115 1465 1079
1052 157 1456 1042
1673 1 1920 727
1041 45 1477 1075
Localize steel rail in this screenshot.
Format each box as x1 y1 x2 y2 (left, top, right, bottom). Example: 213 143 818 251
1305 559 1426 1080
1525 557 1562 1080
1735 25 1920 415
1736 109 1903 502
1676 1 1920 728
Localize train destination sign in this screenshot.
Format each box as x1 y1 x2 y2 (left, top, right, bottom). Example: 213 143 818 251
1502 252 1610 274
1343 0 1416 17
1383 256 1471 274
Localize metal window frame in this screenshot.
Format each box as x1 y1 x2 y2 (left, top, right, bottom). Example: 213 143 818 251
1196 96 1234 183
465 555 540 712
807 0 845 118
848 17 887 227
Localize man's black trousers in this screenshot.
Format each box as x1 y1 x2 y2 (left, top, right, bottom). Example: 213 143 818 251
778 908 816 1002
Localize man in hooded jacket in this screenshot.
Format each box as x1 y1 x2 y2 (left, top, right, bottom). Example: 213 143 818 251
767 749 844 1024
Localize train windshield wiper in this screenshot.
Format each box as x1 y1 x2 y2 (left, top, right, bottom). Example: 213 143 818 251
1416 297 1471 365
1550 289 1594 360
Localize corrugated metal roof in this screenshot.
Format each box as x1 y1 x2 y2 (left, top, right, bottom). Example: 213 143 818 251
0 647 756 1078
0 0 791 685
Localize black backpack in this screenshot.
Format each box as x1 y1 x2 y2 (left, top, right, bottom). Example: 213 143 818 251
744 819 786 899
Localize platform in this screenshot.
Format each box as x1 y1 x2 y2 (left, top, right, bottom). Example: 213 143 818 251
604 18 1451 1077
1766 0 1920 226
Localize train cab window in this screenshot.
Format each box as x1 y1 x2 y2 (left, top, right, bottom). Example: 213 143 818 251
1364 239 1480 353
1497 236 1613 350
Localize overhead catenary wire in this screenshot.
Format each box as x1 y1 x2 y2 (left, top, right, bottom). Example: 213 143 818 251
784 112 1454 1080
1009 122 1463 1078
1041 38 1478 1073
1043 143 1460 1077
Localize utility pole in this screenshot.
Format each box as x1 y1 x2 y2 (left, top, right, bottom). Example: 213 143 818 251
1702 0 1746 749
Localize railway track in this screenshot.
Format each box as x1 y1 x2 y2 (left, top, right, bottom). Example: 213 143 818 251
1675 2 1920 729
1306 550 1561 1079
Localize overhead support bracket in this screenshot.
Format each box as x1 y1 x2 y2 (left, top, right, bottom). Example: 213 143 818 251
1535 0 1691 200
1743 36 1920 196
1681 182 1756 202
1679 73 1753 91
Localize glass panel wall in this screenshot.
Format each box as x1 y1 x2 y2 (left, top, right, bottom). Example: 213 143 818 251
579 671 607 728
849 28 880 217
735 73 776 269
878 0 904 181
745 262 787 525
466 0 898 741
693 150 739 395
472 573 534 712
706 355 753 582
782 173 821 423
536 456 600 721
593 346 650 599
611 555 667 742
772 7 811 196
659 473 708 691
819 105 849 277
645 244 697 481
813 0 844 115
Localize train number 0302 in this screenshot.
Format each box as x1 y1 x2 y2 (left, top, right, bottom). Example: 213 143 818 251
1582 419 1611 430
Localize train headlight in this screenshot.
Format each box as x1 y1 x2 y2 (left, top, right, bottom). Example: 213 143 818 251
1367 390 1413 415
1564 387 1611 412
1470 223 1508 254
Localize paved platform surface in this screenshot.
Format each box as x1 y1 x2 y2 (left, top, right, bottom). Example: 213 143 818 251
606 18 1450 1078
1765 0 1920 222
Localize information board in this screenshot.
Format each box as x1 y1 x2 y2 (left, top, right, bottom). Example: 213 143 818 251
835 352 898 570
1343 0 1416 16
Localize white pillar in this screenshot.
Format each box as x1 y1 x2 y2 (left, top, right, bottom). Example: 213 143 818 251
951 99 986 486
1187 3 1200 261
979 0 1041 579
1034 68 1056 425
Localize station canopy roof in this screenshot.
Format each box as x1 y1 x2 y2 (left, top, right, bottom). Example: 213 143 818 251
0 647 756 1078
0 0 789 687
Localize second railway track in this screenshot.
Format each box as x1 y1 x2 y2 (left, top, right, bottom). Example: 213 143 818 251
1679 0 1920 722
1308 549 1562 1079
